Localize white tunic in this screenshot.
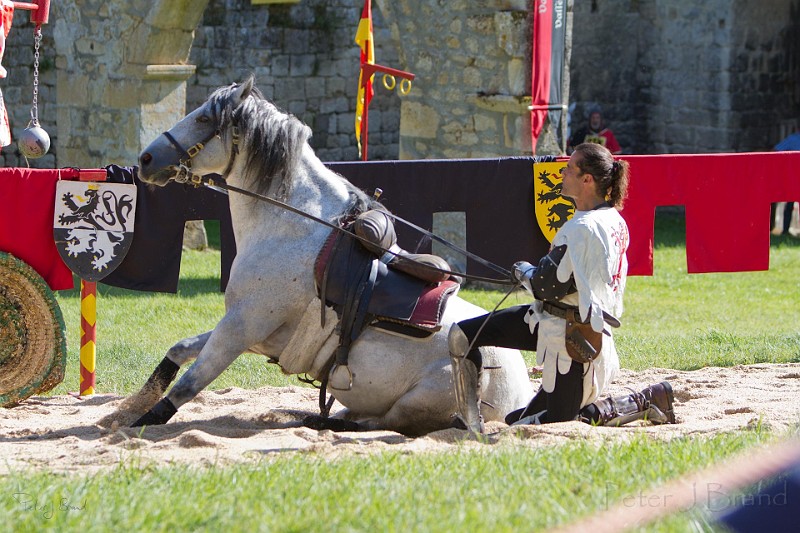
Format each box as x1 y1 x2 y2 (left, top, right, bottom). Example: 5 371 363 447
523 206 629 407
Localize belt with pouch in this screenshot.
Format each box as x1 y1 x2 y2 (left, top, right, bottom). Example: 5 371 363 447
541 301 621 329
542 301 621 364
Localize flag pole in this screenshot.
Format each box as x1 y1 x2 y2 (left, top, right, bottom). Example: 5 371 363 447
358 62 415 161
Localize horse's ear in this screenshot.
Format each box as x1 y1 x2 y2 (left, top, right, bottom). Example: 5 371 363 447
233 76 255 104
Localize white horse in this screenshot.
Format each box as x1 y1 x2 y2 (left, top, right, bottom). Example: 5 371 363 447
125 77 532 436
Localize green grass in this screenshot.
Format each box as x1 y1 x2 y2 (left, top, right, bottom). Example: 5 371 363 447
5 211 800 532
0 429 780 532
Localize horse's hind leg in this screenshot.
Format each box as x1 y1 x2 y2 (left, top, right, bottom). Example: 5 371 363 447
97 332 211 428
303 409 361 432
328 377 454 437
371 385 455 437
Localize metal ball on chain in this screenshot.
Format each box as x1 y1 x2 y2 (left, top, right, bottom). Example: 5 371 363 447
18 24 49 160
18 121 50 159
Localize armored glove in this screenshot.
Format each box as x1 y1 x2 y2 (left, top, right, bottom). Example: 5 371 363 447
512 261 536 283
512 261 536 294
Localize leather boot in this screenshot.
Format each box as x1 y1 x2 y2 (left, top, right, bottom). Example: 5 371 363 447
641 381 676 424
448 324 484 433
586 381 676 426
450 353 484 433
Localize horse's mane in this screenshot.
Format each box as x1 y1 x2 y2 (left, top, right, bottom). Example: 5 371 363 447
208 81 312 199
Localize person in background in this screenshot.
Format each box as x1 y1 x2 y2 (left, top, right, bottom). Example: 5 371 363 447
567 106 622 155
771 127 800 236
449 142 675 433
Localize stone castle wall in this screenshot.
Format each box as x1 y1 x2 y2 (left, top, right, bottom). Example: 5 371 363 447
374 0 558 158
0 0 548 167
185 0 548 160
1 1 206 169
187 0 401 162
569 0 800 154
1 0 798 168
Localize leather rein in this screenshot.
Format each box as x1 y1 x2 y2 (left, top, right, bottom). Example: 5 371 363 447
158 126 516 286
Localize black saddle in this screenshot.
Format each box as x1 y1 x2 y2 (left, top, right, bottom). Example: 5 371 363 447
314 229 459 337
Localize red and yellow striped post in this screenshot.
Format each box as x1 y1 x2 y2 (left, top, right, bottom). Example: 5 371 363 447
79 279 96 396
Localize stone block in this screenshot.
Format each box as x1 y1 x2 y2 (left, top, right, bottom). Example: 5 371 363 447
400 101 440 139
494 11 528 57
442 125 479 146
432 212 467 274
473 114 498 133
508 58 526 95
75 38 107 56
382 111 400 131
466 15 495 35
146 1 206 32
337 114 353 135
271 55 290 77
326 77 347 95
320 97 350 114
139 21 196 62
315 60 335 77
286 29 310 54
462 67 482 88
367 109 382 130
305 77 327 99
288 100 307 116
342 145 359 161
665 124 693 146
290 54 317 77
182 220 208 250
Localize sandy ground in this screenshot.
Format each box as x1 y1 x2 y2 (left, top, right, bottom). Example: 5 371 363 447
1 364 799 474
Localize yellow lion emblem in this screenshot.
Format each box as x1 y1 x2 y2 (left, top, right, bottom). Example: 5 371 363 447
533 161 574 242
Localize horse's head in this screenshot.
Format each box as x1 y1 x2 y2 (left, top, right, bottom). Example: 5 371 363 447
139 78 254 186
138 77 312 198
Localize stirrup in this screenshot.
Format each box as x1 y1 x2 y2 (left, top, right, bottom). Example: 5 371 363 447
329 363 353 391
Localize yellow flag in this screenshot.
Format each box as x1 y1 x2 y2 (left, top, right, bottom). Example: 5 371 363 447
355 0 374 157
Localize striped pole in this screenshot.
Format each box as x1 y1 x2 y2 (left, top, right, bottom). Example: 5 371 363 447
79 279 96 396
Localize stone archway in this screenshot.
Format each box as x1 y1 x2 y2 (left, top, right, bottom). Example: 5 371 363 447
53 0 209 167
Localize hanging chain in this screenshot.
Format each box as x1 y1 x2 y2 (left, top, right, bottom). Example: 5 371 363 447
29 26 42 126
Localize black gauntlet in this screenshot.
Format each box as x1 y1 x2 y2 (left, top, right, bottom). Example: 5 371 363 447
530 244 577 301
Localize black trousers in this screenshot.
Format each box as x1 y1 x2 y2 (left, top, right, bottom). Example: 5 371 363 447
771 202 796 234
457 305 601 424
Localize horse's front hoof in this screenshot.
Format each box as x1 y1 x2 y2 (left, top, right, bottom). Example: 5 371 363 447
303 415 360 432
131 398 177 427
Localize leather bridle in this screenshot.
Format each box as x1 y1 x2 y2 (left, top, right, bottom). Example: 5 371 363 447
161 125 240 185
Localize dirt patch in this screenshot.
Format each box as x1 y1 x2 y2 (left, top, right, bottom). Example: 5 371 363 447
1 364 799 474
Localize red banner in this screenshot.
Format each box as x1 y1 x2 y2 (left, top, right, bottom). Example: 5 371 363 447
618 152 800 275
530 0 567 151
0 169 78 290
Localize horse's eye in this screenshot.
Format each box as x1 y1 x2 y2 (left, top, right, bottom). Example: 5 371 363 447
197 115 211 124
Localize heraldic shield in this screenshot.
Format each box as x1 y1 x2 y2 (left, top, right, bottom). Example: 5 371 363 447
53 181 137 282
533 161 573 243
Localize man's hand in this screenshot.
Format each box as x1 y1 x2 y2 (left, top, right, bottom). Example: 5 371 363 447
512 261 536 284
